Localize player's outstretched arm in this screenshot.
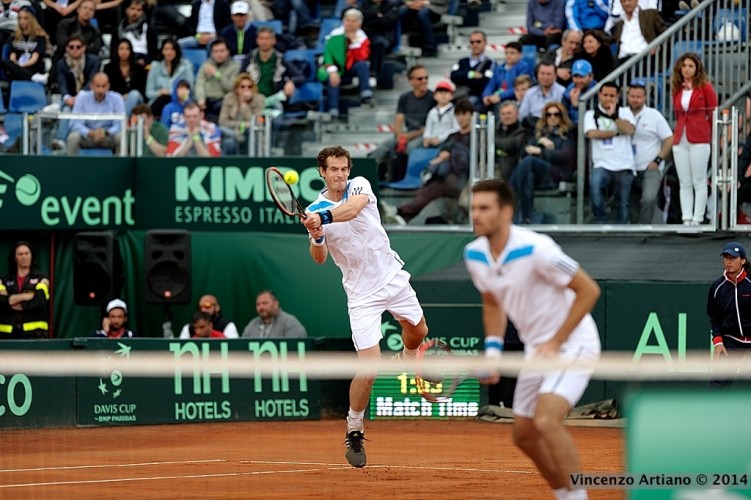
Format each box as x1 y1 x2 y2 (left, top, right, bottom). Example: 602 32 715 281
544 267 601 352
329 194 369 222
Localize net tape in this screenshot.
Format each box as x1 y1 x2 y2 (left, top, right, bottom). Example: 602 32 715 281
0 350 747 381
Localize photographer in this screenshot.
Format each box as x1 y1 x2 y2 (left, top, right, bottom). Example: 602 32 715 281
583 81 636 224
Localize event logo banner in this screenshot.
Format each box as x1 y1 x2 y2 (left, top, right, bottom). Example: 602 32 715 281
0 157 378 231
0 157 135 230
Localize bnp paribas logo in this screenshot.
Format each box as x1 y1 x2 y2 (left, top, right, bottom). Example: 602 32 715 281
0 170 42 209
0 168 135 227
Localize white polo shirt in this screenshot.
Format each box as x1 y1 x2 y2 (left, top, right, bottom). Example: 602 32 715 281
631 105 673 172
584 105 637 172
307 176 404 302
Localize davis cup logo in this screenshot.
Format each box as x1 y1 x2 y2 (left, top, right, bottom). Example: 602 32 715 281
0 170 42 208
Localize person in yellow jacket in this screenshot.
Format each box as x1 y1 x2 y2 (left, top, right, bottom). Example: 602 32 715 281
0 241 50 339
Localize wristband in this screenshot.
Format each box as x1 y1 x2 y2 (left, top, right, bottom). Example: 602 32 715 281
146 135 154 145
653 156 663 165
484 336 504 358
319 210 333 225
192 134 201 142
310 234 326 246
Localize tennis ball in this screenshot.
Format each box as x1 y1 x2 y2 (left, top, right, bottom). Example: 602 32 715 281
15 174 41 206
284 170 299 185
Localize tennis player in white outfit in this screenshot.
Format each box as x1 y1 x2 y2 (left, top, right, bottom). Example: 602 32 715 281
302 145 430 468
464 179 601 500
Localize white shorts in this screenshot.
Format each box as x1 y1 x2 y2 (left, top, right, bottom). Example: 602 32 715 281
348 270 424 351
512 335 601 419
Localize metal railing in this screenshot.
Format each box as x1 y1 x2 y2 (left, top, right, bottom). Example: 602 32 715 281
573 0 750 228
33 111 128 156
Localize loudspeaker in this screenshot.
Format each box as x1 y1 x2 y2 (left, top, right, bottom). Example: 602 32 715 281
144 230 191 304
73 232 122 306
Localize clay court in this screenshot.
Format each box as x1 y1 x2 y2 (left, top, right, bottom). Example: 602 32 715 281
0 419 624 499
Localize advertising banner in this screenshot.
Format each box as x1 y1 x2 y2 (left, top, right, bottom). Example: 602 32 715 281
0 341 77 429
0 156 378 231
76 338 321 426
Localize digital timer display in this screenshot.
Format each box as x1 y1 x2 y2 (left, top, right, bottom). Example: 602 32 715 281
368 372 481 419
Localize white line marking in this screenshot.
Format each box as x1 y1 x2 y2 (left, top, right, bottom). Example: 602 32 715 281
0 461 532 489
0 459 226 473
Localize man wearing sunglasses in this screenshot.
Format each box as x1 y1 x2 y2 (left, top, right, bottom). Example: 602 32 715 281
52 34 100 152
449 31 495 110
177 294 239 338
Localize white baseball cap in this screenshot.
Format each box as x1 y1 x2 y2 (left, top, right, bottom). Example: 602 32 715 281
231 1 250 15
106 299 128 314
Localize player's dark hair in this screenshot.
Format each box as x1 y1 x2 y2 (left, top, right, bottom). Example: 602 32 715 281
454 99 475 114
317 145 352 171
192 310 213 324
471 179 516 209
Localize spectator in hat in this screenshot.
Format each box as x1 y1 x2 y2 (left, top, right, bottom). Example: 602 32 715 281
562 59 596 124
94 299 137 338
220 0 257 59
422 81 460 148
707 242 751 390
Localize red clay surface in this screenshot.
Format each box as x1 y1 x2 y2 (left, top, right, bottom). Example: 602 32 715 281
0 419 624 499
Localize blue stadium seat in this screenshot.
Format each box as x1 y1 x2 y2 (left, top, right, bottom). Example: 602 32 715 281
251 20 283 34
0 86 6 113
284 49 318 82
2 113 23 145
384 147 439 190
78 148 115 156
315 18 342 53
182 48 208 74
521 45 538 71
9 81 47 113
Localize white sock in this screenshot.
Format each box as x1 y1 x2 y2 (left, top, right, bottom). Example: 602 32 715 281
402 346 419 359
554 488 587 500
347 409 365 432
554 488 568 500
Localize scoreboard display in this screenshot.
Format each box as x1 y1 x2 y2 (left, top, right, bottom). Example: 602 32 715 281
368 371 481 420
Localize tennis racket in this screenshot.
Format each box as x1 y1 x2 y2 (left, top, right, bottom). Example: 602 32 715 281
415 339 472 403
266 167 307 219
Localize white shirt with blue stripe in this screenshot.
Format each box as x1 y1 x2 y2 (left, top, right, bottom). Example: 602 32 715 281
307 176 404 302
464 225 598 347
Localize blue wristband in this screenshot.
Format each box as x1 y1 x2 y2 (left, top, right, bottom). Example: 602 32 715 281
484 336 504 358
320 210 333 225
